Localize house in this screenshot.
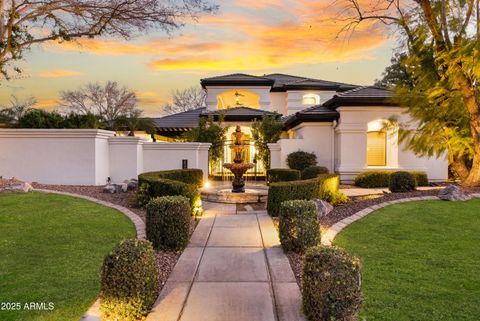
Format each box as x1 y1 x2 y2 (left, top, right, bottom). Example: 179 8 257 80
154 73 448 182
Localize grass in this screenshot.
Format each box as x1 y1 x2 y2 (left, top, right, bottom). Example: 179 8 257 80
0 192 136 321
334 199 480 321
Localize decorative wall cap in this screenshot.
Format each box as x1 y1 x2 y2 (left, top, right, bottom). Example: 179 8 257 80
143 142 211 151
0 129 115 139
267 143 281 151
108 136 148 145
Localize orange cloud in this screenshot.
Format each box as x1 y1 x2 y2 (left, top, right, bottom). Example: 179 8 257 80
36 99 58 109
39 69 82 78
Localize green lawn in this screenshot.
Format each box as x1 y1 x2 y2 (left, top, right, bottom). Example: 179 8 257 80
335 199 480 321
0 192 135 321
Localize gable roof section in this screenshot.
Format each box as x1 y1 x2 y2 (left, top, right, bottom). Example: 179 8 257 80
322 86 396 108
282 105 339 129
200 73 274 88
264 73 358 92
153 107 206 130
201 106 280 122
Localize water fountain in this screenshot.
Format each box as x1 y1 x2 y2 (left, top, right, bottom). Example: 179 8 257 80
222 126 255 193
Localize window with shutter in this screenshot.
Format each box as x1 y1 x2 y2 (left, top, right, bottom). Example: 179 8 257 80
367 131 386 166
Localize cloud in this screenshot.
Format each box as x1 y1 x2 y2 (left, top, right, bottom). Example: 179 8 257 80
39 69 82 78
35 99 58 109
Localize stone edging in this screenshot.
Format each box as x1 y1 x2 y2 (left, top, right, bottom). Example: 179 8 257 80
34 188 146 239
321 193 480 246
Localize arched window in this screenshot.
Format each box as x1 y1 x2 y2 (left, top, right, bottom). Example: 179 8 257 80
302 94 320 105
367 131 387 166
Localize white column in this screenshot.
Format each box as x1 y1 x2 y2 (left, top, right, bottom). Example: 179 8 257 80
197 143 212 181
335 123 367 181
108 136 145 183
268 143 281 169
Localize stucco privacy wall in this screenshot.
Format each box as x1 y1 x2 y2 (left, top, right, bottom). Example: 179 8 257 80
0 129 211 185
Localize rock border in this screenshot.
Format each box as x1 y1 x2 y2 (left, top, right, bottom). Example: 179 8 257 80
34 188 146 239
322 193 480 246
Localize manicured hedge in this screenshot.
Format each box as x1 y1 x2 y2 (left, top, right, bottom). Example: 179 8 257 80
354 170 429 188
279 200 320 252
302 245 362 321
389 171 417 193
267 174 343 217
267 168 301 183
354 170 391 188
139 169 203 187
287 151 317 171
301 166 329 179
138 170 202 215
100 239 159 321
146 196 191 250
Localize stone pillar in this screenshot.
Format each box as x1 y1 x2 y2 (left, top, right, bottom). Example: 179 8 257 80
268 143 282 169
196 143 212 182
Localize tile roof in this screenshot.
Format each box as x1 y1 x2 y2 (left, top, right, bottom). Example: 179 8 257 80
201 106 280 121
282 105 339 128
200 73 274 88
153 107 206 129
322 86 397 108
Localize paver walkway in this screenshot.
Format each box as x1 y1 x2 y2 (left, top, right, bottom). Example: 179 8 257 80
147 202 306 321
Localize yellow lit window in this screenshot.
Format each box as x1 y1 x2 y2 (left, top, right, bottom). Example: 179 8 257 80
367 131 386 166
302 94 320 105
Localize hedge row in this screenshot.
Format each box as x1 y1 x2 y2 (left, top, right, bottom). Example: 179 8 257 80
267 174 345 217
138 169 202 214
266 168 301 184
354 170 429 188
301 166 329 179
100 239 159 321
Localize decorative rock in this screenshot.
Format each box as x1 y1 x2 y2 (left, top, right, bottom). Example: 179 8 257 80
103 184 116 194
438 184 471 201
312 199 333 218
121 182 128 193
127 178 138 191
0 178 32 193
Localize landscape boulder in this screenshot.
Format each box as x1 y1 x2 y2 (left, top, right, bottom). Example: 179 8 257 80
103 184 116 194
312 199 334 218
0 178 32 193
438 185 471 201
127 179 138 191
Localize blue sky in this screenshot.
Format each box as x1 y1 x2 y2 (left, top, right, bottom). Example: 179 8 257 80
0 0 396 116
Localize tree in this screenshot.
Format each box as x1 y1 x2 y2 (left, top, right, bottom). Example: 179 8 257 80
18 109 64 128
0 0 217 79
251 114 283 169
162 86 206 114
0 95 36 126
60 81 138 129
183 115 226 166
119 109 156 136
340 0 480 186
374 53 413 88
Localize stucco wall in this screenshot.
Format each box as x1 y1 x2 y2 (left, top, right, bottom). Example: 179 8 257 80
0 129 211 185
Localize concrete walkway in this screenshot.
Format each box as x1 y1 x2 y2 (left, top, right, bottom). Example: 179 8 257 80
147 202 306 321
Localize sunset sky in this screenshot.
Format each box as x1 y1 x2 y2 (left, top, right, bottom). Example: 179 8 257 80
0 0 396 117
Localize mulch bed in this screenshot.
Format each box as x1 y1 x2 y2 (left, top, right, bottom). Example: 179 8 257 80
30 183 197 291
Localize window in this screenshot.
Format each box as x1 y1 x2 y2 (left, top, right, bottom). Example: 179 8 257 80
302 94 320 105
367 131 386 166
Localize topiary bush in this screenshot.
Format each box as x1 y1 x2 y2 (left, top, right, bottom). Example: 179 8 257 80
301 166 329 179
302 245 362 321
389 171 417 192
267 168 301 183
267 174 341 217
354 170 391 188
411 171 429 186
100 239 159 321
279 200 320 252
138 171 201 215
287 151 317 171
146 196 191 250
130 183 151 208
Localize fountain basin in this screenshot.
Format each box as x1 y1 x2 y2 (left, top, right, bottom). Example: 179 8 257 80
201 187 268 204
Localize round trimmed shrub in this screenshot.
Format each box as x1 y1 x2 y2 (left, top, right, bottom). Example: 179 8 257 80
301 166 329 179
146 195 191 250
411 171 429 186
267 168 301 183
354 170 391 188
287 151 317 171
279 200 320 252
100 239 159 321
389 171 417 192
302 245 362 321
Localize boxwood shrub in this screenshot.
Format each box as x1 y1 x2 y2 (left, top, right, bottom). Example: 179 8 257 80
302 245 362 321
139 169 203 187
267 174 343 217
267 168 301 183
301 166 329 179
411 171 429 186
146 196 191 250
100 239 159 321
287 151 317 171
279 200 319 252
389 171 417 192
138 171 201 215
354 170 391 188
